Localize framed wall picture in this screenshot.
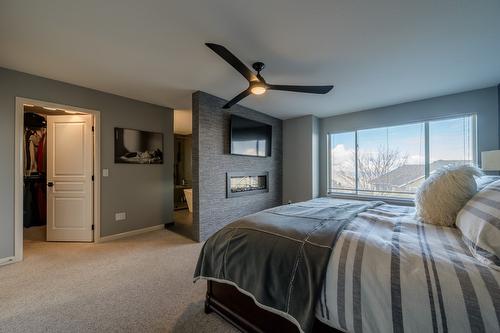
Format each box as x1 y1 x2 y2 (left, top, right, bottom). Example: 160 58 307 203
114 128 163 164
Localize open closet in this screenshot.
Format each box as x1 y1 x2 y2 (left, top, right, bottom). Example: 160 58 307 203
23 111 47 236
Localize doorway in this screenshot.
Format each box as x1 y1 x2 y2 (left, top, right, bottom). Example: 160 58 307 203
14 98 101 262
170 109 193 239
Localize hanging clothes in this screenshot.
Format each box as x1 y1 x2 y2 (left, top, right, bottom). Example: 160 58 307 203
26 130 45 175
36 130 46 173
23 112 47 227
24 129 33 175
23 175 46 227
28 133 39 175
23 177 35 228
35 176 47 225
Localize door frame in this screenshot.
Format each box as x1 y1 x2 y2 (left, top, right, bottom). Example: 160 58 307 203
14 97 101 263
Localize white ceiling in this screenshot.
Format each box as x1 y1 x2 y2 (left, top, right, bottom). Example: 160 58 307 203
1 0 499 119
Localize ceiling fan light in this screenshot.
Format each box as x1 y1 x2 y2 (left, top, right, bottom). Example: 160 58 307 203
251 85 267 95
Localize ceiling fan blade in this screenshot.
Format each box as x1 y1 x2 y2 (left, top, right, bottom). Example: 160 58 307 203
206 43 258 82
268 84 334 94
223 89 252 109
256 73 266 83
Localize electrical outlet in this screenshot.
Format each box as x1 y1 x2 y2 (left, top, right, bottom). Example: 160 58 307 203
115 212 126 221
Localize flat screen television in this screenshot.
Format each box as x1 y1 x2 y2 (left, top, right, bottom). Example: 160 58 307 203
230 115 272 157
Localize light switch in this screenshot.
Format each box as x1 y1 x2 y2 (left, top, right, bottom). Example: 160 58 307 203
103 169 109 177
115 212 126 221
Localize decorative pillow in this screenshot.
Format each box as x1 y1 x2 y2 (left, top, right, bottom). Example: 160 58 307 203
475 175 500 191
456 180 500 268
415 165 482 226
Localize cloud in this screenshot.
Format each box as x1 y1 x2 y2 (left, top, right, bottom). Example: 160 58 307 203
408 154 425 164
332 144 354 163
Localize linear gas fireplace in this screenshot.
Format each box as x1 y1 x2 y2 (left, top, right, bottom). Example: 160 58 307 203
227 172 269 198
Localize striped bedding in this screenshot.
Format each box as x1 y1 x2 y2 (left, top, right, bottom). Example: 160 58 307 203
315 202 500 333
457 180 500 268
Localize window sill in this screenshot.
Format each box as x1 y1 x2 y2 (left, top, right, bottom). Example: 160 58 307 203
327 193 415 207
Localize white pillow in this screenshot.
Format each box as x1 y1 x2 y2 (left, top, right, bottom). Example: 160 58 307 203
415 165 482 226
456 180 500 269
475 175 500 191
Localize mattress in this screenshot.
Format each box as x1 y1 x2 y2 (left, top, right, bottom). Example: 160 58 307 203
315 203 500 332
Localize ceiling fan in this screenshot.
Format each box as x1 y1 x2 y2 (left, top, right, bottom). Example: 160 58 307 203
206 43 334 109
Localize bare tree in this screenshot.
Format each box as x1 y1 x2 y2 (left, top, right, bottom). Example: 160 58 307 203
332 147 407 191
358 147 408 190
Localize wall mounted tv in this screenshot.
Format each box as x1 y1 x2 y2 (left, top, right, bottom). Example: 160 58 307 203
230 115 272 157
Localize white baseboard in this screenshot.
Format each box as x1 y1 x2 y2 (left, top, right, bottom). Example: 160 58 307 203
98 224 165 242
0 256 17 267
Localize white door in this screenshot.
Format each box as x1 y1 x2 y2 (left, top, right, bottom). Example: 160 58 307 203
46 115 93 242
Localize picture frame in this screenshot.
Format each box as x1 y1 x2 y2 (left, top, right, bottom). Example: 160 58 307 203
114 127 163 164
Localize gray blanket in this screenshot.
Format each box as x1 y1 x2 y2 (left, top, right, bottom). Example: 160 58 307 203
194 198 382 332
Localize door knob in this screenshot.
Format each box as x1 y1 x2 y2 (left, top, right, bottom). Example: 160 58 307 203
47 182 54 187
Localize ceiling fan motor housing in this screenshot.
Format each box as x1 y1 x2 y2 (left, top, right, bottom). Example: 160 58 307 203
252 62 265 73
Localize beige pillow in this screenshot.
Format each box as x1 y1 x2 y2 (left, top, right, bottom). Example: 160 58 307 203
415 165 482 226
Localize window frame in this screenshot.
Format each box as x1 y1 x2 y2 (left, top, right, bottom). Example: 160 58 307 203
326 114 477 203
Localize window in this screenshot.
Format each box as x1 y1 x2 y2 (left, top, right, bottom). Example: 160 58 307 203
329 131 356 194
327 115 476 199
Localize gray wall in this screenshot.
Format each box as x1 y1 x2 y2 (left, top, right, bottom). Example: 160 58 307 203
282 115 320 203
0 67 174 259
319 86 500 195
312 116 320 198
192 91 282 241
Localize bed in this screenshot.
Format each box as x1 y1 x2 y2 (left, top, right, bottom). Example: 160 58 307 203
194 198 500 333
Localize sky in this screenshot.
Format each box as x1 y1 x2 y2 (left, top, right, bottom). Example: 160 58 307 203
330 115 475 192
331 115 474 167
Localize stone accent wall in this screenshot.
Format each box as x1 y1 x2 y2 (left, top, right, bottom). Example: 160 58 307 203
192 91 283 241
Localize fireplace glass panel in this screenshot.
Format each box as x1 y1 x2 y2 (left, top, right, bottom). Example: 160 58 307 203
230 175 267 193
226 172 269 197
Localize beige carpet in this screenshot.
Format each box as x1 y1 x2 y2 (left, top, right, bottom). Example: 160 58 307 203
0 229 238 333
